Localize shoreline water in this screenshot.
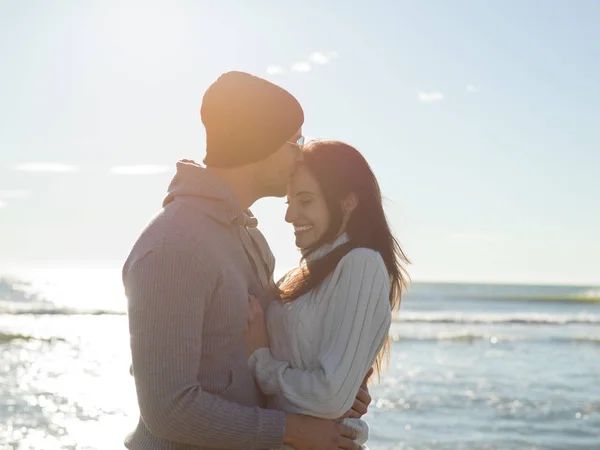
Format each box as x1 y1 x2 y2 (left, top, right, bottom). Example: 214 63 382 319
1 272 599 449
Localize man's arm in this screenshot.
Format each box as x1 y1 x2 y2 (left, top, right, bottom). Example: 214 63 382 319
125 248 284 449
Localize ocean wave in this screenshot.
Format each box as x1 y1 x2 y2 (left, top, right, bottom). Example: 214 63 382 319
0 332 65 343
412 294 600 303
405 284 600 303
394 312 600 325
0 307 125 316
1 309 599 322
3 329 596 346
2 275 599 320
4 310 598 324
570 337 600 345
390 332 513 343
390 332 600 345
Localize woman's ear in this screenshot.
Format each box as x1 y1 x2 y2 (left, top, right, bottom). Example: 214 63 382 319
342 193 358 215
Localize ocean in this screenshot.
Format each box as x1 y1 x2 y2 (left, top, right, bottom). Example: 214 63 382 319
1 269 599 450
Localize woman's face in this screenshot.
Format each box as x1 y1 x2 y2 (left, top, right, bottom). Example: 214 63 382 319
285 164 331 249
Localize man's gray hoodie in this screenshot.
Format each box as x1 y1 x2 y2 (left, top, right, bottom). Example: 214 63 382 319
122 160 286 450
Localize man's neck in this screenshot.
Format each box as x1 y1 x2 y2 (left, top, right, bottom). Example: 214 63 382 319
207 167 259 211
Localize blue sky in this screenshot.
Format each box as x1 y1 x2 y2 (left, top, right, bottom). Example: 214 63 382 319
1 1 599 284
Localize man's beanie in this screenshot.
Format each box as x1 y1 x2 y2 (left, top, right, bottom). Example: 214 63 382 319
201 71 304 168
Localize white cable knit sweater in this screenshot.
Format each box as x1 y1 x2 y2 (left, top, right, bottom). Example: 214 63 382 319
248 234 392 446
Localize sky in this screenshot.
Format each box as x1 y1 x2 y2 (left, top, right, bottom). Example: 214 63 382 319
1 0 599 285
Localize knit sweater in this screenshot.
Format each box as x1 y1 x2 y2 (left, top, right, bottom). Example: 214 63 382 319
248 234 393 445
122 161 285 450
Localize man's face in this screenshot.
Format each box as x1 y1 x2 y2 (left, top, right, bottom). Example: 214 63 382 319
256 128 304 197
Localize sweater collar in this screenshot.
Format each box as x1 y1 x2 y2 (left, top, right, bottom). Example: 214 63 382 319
303 233 350 262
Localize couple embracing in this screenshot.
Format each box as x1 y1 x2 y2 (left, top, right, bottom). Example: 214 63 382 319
123 71 409 450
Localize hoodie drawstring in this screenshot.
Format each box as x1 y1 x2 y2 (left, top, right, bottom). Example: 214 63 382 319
238 226 272 290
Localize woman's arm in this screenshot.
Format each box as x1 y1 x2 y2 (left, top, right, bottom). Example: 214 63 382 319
247 248 392 419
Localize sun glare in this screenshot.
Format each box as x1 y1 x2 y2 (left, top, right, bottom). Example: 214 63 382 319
96 4 188 78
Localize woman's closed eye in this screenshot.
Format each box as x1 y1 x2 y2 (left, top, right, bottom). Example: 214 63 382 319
285 198 312 206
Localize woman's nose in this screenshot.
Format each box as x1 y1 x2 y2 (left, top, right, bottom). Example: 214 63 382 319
285 203 296 224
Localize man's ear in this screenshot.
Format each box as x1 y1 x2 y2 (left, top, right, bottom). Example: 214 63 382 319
342 193 358 215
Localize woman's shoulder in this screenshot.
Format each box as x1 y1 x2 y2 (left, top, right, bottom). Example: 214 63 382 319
340 247 385 267
337 247 388 279
328 247 391 308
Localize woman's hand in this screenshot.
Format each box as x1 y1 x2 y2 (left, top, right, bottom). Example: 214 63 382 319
245 294 270 357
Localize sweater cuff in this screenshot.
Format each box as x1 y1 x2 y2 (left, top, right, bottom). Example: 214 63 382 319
248 347 272 373
256 408 286 449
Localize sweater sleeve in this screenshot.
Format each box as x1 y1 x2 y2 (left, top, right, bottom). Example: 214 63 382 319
125 248 285 449
248 248 392 419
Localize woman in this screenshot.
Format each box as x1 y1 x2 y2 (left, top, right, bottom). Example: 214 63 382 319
245 140 409 447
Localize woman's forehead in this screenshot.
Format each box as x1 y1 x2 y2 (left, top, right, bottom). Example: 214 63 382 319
289 165 319 194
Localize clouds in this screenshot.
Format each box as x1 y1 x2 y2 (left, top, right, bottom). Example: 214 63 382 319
309 51 336 65
0 163 172 210
9 163 172 175
109 165 171 175
266 52 478 110
13 163 79 173
291 62 311 73
418 91 445 103
266 65 285 75
267 51 339 75
417 84 480 102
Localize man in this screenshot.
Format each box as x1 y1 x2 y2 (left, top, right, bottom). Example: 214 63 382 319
123 71 371 450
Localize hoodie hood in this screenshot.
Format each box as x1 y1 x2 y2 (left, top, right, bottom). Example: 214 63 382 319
162 159 258 228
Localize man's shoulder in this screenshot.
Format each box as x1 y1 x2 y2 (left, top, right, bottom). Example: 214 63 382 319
123 203 230 274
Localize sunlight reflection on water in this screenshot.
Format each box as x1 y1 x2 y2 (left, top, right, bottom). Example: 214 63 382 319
1 316 138 449
21 267 127 313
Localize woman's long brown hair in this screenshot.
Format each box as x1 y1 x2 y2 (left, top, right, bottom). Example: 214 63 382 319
278 140 410 377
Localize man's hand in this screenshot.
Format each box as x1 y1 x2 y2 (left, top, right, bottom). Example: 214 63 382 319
341 367 374 419
284 414 360 450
